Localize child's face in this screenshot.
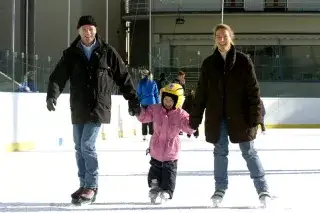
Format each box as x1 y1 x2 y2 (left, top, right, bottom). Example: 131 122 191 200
163 96 174 110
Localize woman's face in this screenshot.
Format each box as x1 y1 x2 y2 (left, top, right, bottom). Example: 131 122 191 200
163 96 174 110
215 28 232 53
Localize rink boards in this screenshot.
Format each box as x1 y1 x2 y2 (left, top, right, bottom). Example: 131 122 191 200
1 92 320 152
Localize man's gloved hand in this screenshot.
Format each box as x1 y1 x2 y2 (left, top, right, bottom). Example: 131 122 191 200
128 98 141 116
189 117 200 130
47 98 57 111
146 148 150 156
251 123 258 128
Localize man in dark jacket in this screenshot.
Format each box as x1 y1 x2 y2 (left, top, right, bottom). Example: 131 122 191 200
190 24 270 207
46 15 140 205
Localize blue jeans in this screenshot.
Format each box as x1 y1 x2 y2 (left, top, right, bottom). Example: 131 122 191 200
213 120 268 193
73 123 101 188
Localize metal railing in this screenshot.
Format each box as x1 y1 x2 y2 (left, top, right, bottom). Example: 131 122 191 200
0 50 54 93
124 0 320 14
0 50 143 95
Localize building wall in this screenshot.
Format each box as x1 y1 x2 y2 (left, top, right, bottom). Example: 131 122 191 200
0 0 23 52
129 20 149 67
125 14 320 98
153 14 320 34
0 0 125 63
125 0 320 14
127 14 320 69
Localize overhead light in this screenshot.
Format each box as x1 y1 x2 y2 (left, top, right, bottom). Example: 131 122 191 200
176 17 185 24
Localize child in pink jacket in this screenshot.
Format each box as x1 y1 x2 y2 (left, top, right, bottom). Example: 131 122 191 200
136 83 195 204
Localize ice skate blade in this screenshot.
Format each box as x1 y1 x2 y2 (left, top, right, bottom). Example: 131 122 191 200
150 198 157 204
160 196 168 204
260 197 272 208
71 198 81 206
212 198 222 208
70 201 93 207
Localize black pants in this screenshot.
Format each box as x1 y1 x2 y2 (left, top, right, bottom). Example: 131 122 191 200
147 158 178 199
142 122 153 135
187 128 199 137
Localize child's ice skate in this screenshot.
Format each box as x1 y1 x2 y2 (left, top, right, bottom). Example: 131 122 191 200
259 191 271 208
211 189 225 207
159 191 170 204
149 179 160 204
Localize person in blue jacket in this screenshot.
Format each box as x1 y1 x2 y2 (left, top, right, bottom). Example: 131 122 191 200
16 71 38 92
137 69 160 141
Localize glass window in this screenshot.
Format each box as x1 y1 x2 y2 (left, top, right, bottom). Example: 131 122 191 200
281 46 320 81
169 45 213 86
264 0 286 12
158 44 320 97
224 0 244 12
171 45 213 68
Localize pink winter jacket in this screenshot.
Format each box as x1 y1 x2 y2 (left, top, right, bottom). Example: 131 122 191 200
137 104 195 162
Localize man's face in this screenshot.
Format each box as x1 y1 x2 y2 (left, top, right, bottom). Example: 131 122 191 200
79 25 97 46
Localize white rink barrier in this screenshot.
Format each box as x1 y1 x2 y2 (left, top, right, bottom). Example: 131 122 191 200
1 92 320 152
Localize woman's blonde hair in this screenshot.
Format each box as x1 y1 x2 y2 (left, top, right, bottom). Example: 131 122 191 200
213 23 235 46
148 73 153 81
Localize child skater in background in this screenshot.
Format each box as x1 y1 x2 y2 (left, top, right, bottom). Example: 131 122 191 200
136 83 195 204
182 89 199 138
260 98 266 135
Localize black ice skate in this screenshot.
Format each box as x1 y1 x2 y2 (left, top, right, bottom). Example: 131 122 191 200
211 189 226 207
78 188 98 205
71 187 84 205
149 179 160 204
258 191 271 208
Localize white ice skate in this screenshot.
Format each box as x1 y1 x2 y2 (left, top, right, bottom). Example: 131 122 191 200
211 190 225 208
149 179 160 204
160 191 170 204
149 190 159 204
259 192 272 208
211 196 223 207
143 135 147 141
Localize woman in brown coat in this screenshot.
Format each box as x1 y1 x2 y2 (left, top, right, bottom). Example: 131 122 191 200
189 24 271 208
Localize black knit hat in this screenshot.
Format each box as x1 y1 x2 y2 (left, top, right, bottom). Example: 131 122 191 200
77 15 97 29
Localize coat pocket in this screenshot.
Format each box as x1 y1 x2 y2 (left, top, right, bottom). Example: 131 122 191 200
228 114 251 142
98 66 112 94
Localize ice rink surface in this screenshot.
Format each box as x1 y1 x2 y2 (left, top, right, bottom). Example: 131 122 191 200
1 129 320 212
